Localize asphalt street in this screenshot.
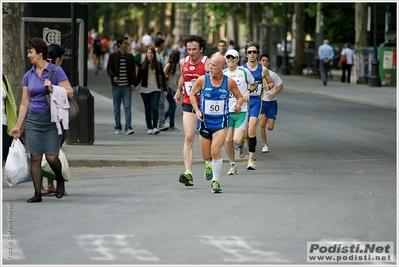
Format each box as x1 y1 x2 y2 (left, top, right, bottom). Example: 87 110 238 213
2 60 397 267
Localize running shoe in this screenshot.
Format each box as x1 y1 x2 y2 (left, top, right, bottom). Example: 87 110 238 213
211 181 222 193
147 129 153 134
204 163 213 180
262 145 269 153
238 145 246 158
179 172 194 186
152 128 160 135
115 129 121 135
227 163 237 175
247 157 256 170
126 129 135 135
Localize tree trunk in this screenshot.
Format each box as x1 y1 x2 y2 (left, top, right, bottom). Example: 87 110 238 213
293 3 305 75
246 3 254 42
158 3 166 35
2 3 26 106
355 3 368 49
143 3 151 34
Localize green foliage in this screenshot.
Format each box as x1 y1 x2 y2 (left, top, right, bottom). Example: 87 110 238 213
86 3 396 45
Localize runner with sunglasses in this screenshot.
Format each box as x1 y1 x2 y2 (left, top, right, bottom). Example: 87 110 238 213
242 42 274 170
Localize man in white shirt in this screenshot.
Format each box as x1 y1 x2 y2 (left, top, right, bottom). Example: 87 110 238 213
259 53 284 153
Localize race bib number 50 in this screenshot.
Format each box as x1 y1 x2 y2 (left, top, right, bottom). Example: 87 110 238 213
204 100 224 115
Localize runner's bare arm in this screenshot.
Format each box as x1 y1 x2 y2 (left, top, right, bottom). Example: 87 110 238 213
262 66 274 90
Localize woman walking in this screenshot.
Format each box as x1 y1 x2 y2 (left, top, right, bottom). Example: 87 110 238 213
163 50 181 130
11 38 74 203
135 47 167 135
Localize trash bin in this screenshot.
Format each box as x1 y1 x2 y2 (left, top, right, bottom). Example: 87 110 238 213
66 85 94 145
355 47 374 84
378 42 397 86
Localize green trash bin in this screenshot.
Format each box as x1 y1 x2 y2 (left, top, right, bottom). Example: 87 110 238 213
378 43 397 86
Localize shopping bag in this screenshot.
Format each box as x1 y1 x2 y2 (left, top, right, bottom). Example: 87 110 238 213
41 147 70 181
4 139 32 186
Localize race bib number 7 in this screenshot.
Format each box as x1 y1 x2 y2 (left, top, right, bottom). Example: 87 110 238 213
184 82 193 96
204 100 224 115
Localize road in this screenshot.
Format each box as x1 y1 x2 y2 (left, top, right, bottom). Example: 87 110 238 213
2 76 396 266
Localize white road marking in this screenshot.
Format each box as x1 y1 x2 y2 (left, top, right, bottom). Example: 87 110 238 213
73 235 159 261
197 235 291 263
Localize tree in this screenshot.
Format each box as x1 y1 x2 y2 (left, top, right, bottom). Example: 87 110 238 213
2 3 26 106
293 3 305 75
246 3 254 42
355 3 368 48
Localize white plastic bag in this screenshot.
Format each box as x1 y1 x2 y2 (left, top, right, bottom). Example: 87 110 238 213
41 147 70 181
4 139 32 186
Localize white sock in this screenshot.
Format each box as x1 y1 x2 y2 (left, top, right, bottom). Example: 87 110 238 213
212 158 223 182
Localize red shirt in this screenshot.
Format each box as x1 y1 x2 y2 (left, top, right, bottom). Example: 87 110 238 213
182 55 208 105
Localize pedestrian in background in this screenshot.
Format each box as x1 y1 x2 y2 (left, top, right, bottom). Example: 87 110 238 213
107 36 136 135
135 47 167 135
11 37 74 203
259 53 284 153
177 37 186 60
163 50 181 131
131 33 142 66
318 39 334 86
211 39 228 68
108 35 117 54
92 34 103 75
154 38 169 132
340 42 354 84
2 74 17 162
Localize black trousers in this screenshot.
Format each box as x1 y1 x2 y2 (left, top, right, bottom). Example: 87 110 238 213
341 63 352 83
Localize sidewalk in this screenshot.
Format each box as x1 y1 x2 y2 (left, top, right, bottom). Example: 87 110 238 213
64 65 396 168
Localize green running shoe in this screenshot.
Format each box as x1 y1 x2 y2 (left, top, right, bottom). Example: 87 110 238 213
179 172 194 186
211 181 222 193
204 163 213 180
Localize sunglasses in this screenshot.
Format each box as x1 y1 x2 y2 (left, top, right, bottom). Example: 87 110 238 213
226 55 237 59
246 50 258 55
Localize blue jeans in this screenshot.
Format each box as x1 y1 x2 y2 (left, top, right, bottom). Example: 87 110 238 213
141 91 161 129
112 85 132 131
165 89 177 127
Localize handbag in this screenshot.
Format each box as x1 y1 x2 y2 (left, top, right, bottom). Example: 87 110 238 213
46 65 79 120
68 97 79 120
41 147 70 181
4 139 32 186
341 50 347 64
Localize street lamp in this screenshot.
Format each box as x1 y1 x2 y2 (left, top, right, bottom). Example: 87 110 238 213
369 3 381 87
281 3 290 75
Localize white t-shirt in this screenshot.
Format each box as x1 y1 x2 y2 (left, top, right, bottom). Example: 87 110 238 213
223 67 255 112
341 48 354 65
262 70 283 102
